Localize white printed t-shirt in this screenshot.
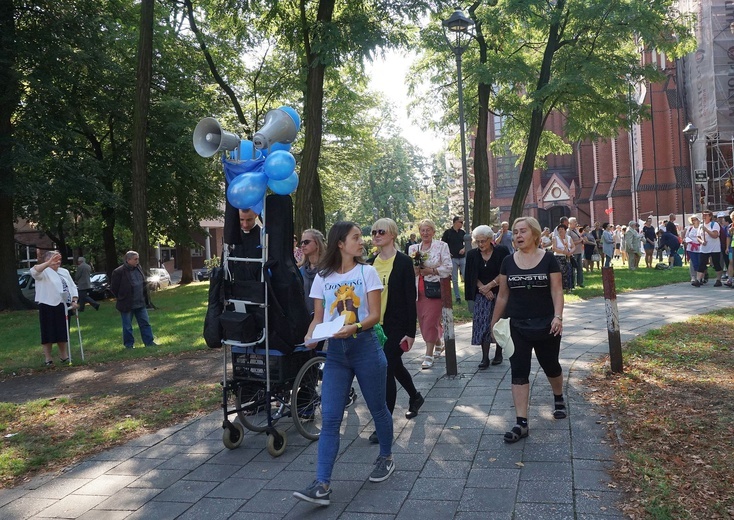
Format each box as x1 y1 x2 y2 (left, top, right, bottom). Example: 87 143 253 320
699 221 721 254
310 264 383 326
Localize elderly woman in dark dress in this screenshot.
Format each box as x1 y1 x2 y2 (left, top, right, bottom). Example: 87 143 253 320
464 225 510 369
31 250 79 366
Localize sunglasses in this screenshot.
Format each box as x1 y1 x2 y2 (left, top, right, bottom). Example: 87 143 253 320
299 239 312 246
371 229 387 236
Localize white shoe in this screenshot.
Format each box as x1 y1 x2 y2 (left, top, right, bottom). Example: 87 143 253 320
421 356 434 369
434 345 444 357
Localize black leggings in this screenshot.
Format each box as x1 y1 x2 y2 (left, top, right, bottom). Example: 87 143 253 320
383 334 418 414
509 327 562 385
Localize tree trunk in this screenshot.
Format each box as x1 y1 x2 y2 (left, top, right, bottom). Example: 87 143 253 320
131 0 154 270
473 82 491 226
469 2 492 228
294 0 334 234
178 245 193 284
509 0 564 223
0 0 30 311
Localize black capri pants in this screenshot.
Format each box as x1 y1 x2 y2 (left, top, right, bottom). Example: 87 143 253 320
697 251 722 273
509 325 563 385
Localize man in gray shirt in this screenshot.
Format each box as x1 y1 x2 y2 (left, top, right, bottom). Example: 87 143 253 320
75 257 100 311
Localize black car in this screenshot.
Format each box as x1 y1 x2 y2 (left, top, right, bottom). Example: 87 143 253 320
88 273 113 300
196 268 211 282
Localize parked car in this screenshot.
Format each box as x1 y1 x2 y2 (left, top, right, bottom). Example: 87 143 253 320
147 268 172 291
18 269 35 301
88 272 114 300
195 267 211 282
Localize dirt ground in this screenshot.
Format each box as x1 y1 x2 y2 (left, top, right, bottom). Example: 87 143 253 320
0 349 223 404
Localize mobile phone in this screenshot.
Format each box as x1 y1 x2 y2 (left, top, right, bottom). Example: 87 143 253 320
400 339 410 352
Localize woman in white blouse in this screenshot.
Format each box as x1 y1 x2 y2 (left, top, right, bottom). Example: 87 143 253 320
408 219 452 369
31 251 79 366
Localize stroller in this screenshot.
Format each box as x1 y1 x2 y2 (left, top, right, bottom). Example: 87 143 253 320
205 195 325 456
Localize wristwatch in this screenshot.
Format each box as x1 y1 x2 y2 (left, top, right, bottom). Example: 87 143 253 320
355 322 363 333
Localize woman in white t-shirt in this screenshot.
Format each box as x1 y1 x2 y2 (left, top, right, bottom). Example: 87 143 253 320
293 222 393 507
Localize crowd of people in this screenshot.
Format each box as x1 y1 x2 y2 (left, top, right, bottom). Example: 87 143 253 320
291 215 569 507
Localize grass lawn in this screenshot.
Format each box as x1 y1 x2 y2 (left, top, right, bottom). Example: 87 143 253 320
587 308 734 519
0 282 212 374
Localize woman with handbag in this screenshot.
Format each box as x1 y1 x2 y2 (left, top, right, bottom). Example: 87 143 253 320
367 218 423 443
408 219 452 369
490 217 566 444
294 221 393 506
684 215 702 282
464 225 510 369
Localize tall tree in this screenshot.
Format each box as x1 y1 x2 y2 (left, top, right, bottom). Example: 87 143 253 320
0 0 26 310
131 0 155 270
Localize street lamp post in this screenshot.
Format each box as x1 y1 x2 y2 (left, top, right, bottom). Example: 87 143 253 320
682 123 698 213
442 9 474 254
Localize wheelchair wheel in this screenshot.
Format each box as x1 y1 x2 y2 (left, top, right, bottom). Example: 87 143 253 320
266 429 287 457
291 355 325 441
236 381 280 433
222 421 245 450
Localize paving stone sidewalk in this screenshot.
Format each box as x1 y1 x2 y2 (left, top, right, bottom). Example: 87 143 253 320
1 282 730 519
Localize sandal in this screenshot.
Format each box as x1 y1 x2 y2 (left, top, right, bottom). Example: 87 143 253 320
503 424 529 443
434 345 444 357
44 360 54 367
421 356 434 369
553 400 567 419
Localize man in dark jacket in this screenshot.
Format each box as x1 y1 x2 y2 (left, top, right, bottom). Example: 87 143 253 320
110 251 157 349
441 216 467 303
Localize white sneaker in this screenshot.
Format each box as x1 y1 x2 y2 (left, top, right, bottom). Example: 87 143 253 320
421 356 434 369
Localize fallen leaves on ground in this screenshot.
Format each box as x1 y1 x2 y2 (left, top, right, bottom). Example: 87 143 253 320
586 309 734 519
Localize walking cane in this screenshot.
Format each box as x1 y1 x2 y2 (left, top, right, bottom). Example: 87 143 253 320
74 311 85 361
64 301 74 365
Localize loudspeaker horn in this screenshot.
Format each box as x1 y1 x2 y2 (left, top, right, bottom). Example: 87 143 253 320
193 117 241 157
253 109 298 150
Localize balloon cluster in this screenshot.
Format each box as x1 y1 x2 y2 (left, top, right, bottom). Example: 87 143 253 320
224 106 301 212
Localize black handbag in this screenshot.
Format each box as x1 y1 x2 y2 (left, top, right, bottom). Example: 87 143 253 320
511 315 554 340
423 279 441 299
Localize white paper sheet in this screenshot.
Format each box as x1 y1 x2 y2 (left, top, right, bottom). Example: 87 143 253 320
306 315 346 344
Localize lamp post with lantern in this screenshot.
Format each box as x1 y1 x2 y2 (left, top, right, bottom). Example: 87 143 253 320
682 122 699 213
442 9 474 254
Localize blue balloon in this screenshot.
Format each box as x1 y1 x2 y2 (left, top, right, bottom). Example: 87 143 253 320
249 200 264 215
237 139 262 161
269 141 292 153
227 171 268 209
264 150 296 181
268 171 299 195
278 106 301 132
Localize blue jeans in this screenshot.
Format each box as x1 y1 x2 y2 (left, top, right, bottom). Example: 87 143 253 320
317 331 392 484
572 253 583 287
121 306 155 347
451 257 465 299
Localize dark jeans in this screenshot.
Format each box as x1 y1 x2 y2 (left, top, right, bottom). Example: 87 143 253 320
121 306 155 347
77 289 98 311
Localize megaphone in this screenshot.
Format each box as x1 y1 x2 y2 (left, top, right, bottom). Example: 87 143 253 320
193 117 241 157
253 109 298 150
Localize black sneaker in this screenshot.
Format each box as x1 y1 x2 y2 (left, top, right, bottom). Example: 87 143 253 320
714 281 723 287
691 280 701 287
345 387 358 408
405 393 424 419
368 431 379 444
369 456 395 482
293 480 331 506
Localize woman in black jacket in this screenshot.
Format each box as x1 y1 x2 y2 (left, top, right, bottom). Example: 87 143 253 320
367 218 423 442
464 225 511 369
